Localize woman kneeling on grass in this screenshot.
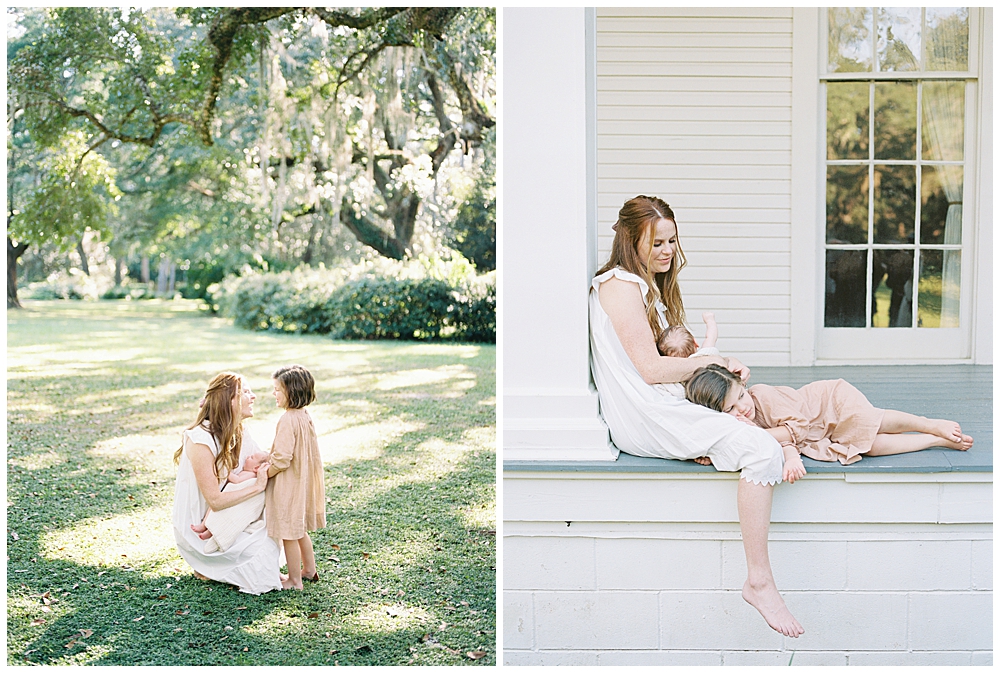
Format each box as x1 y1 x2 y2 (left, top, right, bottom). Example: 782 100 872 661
172 372 284 594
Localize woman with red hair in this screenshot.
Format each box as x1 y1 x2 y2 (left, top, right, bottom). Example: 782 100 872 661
172 372 283 593
590 195 803 637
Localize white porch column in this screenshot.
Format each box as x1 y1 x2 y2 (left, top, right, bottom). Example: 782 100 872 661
503 8 614 460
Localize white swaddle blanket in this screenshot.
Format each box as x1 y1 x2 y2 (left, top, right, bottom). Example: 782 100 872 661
203 479 266 553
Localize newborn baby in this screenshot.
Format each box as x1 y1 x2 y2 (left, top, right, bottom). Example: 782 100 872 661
190 451 271 540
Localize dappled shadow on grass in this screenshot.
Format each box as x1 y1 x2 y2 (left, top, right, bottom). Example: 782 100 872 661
9 446 495 666
8 300 496 665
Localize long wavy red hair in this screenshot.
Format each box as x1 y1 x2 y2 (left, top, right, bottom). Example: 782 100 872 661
596 195 687 336
174 372 245 478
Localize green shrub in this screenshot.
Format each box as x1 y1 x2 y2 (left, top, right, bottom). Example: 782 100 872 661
328 276 453 340
451 272 496 343
211 264 495 342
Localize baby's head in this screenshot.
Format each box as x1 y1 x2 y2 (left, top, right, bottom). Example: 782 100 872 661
243 451 271 472
657 325 697 358
685 364 745 414
273 364 316 409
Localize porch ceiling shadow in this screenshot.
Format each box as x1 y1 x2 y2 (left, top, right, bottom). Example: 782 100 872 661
504 365 992 474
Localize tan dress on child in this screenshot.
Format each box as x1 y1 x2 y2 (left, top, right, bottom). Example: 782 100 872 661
748 379 885 465
265 408 326 539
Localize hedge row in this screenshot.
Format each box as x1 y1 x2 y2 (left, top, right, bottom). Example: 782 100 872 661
211 267 495 342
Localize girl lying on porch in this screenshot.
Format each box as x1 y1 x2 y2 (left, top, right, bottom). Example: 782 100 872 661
684 364 974 483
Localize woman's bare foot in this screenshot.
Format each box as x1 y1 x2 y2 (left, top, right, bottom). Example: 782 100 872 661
281 578 303 590
927 419 963 443
693 456 712 466
192 570 210 581
742 578 804 638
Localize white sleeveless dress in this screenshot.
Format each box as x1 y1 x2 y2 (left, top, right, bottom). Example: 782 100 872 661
589 268 783 485
172 424 283 593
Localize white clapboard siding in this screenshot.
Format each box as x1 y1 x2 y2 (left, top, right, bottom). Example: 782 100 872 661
596 7 794 365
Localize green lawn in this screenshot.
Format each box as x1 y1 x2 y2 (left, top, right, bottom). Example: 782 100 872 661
7 299 496 665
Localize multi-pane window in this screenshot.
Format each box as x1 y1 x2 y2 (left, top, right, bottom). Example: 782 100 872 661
824 8 969 328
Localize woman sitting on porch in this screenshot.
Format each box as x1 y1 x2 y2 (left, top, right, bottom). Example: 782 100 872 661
589 194 803 638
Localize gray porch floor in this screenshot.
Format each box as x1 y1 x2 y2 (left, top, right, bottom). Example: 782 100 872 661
504 365 992 474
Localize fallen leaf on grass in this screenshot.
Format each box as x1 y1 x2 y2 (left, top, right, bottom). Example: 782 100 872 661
157 595 167 600
175 610 189 616
467 651 487 660
361 552 370 560
331 544 340 551
224 626 234 631
355 645 372 655
40 606 52 613
64 640 76 649
460 601 469 607
30 619 45 626
438 622 449 631
243 647 248 652
133 616 144 622
11 532 19 541
235 607 247 611
308 612 319 619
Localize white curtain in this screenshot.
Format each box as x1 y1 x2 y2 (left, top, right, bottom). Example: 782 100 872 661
921 81 963 327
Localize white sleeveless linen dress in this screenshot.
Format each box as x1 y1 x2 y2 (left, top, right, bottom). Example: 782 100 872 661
172 424 284 593
589 268 783 485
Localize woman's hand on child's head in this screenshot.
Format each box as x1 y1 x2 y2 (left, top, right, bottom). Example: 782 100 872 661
725 357 750 382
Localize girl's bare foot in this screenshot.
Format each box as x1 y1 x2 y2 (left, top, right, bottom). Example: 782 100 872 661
940 433 974 451
742 579 804 638
693 456 712 466
928 419 963 443
281 578 303 590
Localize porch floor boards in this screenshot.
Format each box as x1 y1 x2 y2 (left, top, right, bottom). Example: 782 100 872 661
504 365 992 474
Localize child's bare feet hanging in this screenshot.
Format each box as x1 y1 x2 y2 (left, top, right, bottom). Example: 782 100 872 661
742 578 804 638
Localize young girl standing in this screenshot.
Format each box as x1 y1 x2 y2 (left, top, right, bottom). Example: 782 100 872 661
266 365 326 590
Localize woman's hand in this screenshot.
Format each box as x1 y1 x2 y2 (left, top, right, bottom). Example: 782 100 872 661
725 357 750 382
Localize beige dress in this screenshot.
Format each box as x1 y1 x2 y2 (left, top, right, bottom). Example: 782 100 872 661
749 379 885 465
265 408 326 539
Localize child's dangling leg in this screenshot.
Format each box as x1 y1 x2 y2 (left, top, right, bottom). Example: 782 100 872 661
299 533 318 582
281 539 304 590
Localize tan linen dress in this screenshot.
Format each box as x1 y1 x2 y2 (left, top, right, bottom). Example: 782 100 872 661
748 379 885 465
265 409 326 539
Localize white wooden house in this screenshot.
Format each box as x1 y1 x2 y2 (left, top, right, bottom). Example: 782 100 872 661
502 7 991 665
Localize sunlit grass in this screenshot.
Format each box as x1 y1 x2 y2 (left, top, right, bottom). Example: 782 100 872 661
7 299 495 665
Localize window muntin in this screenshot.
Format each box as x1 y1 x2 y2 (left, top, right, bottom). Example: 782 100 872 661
823 7 969 330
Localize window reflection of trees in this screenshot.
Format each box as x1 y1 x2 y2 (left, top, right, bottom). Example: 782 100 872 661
824 8 968 329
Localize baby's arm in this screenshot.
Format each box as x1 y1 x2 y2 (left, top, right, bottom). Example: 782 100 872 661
702 312 718 349
228 469 259 484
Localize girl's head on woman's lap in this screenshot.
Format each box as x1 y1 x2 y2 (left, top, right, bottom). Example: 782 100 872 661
597 195 687 335
685 364 744 413
174 371 249 476
272 365 316 410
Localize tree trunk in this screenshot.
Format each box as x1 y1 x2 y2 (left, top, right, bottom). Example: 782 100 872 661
141 255 150 283
168 262 176 294
76 239 91 275
7 237 29 309
157 258 170 295
114 256 123 286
